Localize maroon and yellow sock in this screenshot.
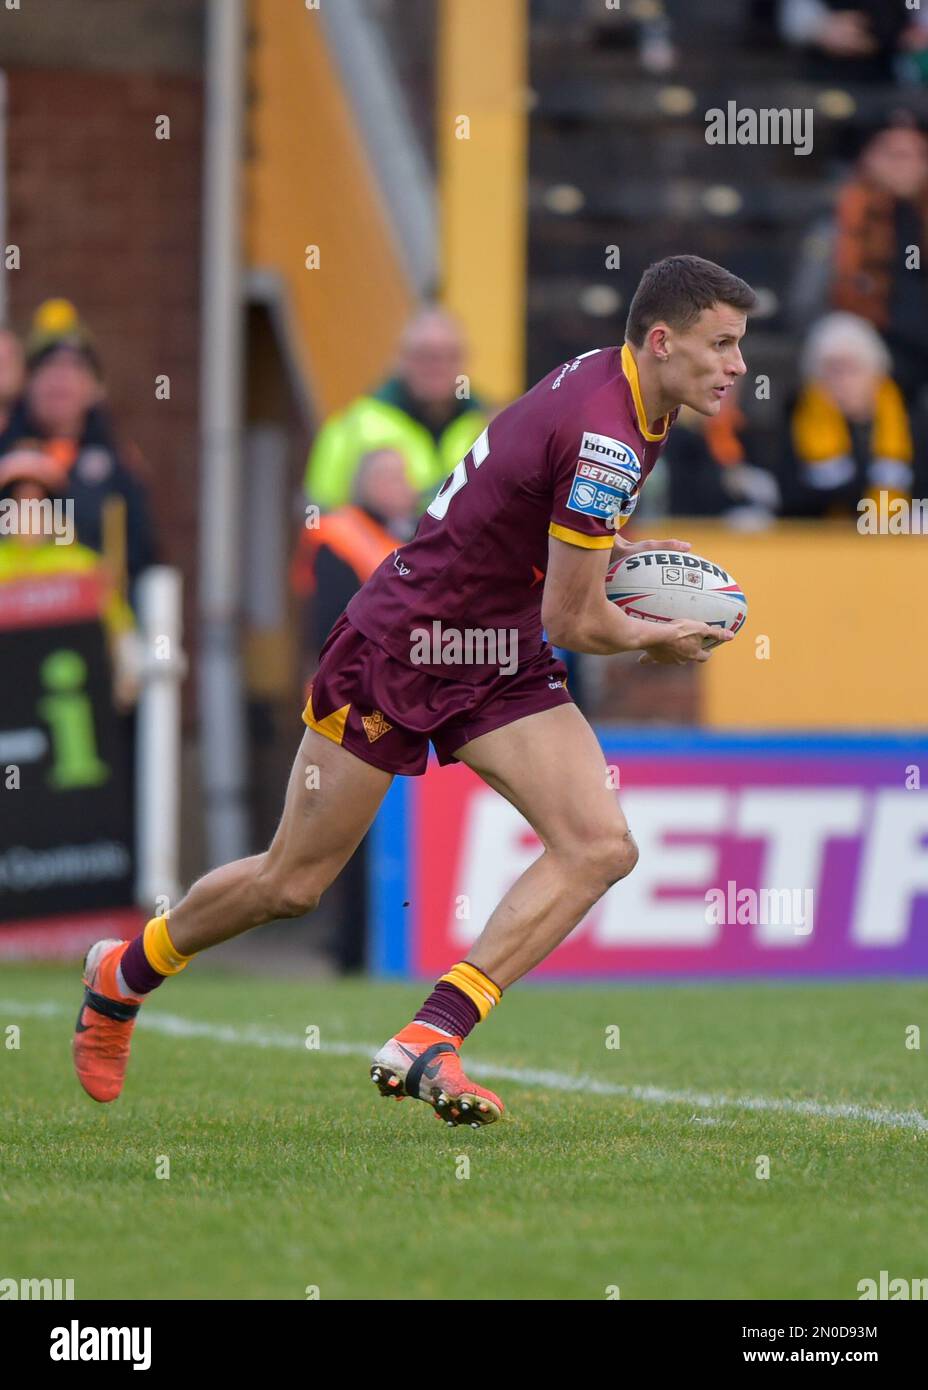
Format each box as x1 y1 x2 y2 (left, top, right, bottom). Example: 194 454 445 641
411 961 502 1042
118 914 195 998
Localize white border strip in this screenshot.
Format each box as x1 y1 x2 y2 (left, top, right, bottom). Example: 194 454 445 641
4 998 926 1133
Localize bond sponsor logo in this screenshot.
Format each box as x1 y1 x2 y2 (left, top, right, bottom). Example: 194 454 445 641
409 621 519 677
362 711 392 743
49 1320 151 1370
578 432 641 478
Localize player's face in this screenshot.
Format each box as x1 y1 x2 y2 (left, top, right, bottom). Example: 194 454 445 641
663 305 748 417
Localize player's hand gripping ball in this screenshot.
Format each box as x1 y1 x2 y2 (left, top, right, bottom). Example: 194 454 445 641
606 549 747 649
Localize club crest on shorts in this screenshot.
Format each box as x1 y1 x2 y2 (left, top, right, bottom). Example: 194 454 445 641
362 710 392 742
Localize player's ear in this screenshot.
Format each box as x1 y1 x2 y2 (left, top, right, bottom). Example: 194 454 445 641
647 325 670 360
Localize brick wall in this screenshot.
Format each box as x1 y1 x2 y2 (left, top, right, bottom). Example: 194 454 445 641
3 65 204 691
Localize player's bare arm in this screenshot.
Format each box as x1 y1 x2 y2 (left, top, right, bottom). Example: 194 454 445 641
542 534 730 662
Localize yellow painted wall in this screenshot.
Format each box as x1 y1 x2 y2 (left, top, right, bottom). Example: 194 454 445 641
438 0 527 401
663 522 928 729
247 0 415 415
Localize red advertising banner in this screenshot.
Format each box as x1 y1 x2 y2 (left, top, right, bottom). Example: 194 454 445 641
370 734 928 979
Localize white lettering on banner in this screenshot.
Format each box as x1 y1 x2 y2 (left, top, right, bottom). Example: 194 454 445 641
593 791 728 946
735 790 864 946
853 792 928 945
451 792 535 947
444 783 928 953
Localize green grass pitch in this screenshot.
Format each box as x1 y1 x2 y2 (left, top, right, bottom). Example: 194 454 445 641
2 963 926 1300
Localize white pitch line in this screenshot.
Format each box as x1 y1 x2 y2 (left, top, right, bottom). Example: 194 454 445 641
4 997 927 1133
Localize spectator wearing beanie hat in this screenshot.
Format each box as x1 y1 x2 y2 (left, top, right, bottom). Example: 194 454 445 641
0 298 159 607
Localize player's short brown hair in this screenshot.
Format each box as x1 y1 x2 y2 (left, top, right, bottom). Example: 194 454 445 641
625 255 756 347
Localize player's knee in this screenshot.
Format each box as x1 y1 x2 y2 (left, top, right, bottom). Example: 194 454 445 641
257 863 323 920
585 828 638 889
278 883 322 919
616 831 639 882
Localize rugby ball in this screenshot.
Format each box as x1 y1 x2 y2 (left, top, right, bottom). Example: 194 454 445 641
605 550 747 648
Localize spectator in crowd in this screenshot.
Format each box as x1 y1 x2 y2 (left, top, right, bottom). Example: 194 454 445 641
292 447 418 668
830 114 928 404
661 387 781 525
0 444 140 709
304 306 489 513
0 327 25 435
290 447 418 975
778 1 927 83
782 312 913 517
0 299 158 600
790 112 928 406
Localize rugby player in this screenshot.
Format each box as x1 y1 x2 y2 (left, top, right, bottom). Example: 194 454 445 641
73 255 755 1125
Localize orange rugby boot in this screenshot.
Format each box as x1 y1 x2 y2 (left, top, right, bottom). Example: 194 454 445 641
72 939 143 1103
370 1023 504 1127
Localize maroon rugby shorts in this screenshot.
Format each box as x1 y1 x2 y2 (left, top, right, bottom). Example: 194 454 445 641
301 613 573 776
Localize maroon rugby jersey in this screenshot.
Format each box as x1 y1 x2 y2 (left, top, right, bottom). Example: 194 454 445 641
346 343 678 681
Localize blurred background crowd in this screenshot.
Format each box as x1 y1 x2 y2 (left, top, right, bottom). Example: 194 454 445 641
1 0 925 967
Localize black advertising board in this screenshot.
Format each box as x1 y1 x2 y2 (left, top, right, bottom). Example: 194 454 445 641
0 571 140 952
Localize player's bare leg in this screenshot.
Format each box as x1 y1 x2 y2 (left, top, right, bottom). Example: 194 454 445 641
456 703 636 986
166 729 392 953
73 730 392 1102
373 702 636 1127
